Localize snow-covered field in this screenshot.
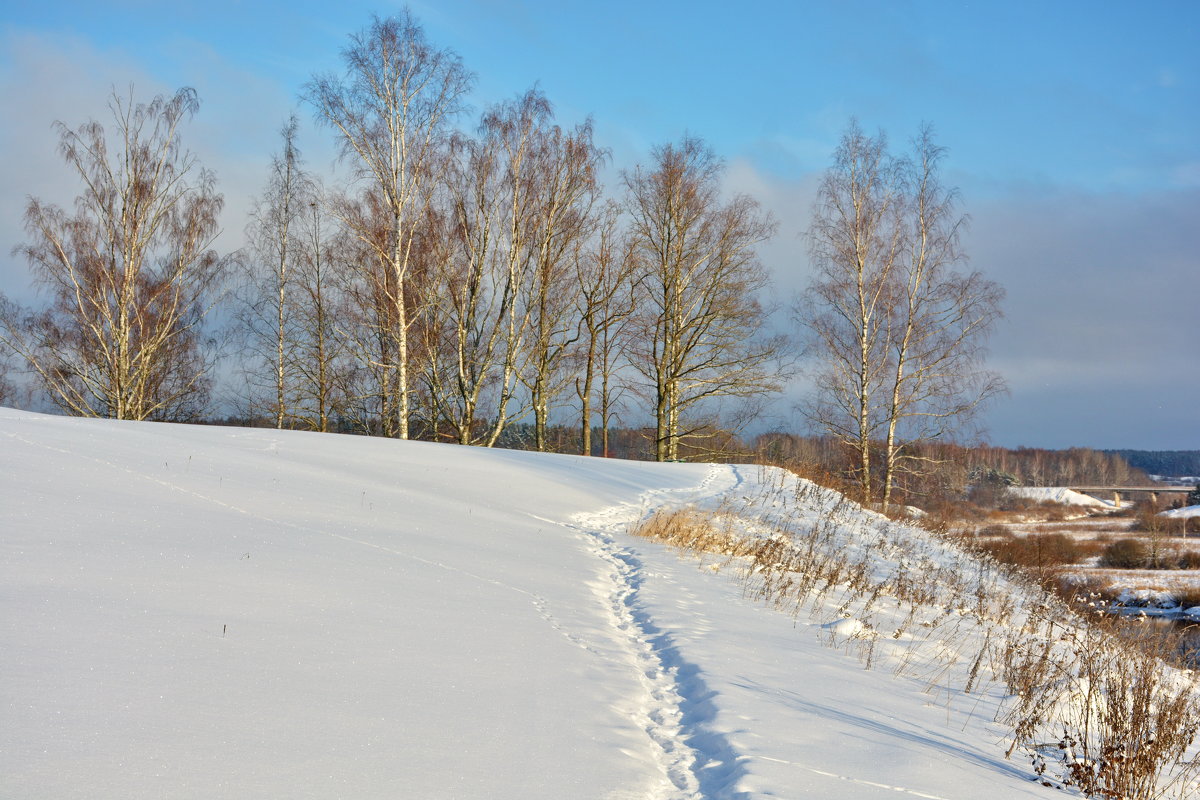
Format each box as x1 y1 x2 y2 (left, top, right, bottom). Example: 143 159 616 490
0 409 1119 798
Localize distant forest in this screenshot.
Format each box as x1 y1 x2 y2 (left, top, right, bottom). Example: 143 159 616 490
1106 451 1200 478
757 433 1139 480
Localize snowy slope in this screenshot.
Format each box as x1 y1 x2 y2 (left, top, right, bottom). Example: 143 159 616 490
1008 486 1116 508
3 409 1051 799
1163 505 1200 519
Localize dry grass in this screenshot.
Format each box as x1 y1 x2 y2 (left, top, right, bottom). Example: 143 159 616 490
631 506 750 558
1005 613 1200 799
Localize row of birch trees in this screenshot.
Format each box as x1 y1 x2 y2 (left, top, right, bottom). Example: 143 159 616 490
0 11 781 460
0 9 1003 480
237 13 782 459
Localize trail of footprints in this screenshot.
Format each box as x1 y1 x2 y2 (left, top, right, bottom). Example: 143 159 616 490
564 465 742 800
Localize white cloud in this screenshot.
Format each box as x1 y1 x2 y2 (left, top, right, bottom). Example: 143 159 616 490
0 31 172 303
723 156 820 301
0 28 332 305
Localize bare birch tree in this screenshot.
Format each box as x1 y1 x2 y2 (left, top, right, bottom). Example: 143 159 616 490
474 90 551 446
802 121 904 500
305 11 470 438
520 115 605 451
802 121 1004 510
879 126 1005 510
0 87 226 420
624 135 781 461
240 115 310 428
291 190 347 431
409 194 462 441
573 203 640 456
427 124 510 445
332 192 406 436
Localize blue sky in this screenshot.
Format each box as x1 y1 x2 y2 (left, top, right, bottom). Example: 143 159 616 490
1 1 1197 449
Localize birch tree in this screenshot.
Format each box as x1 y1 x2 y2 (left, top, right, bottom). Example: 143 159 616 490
573 203 640 456
305 11 470 438
802 121 1004 510
240 115 309 428
333 191 406 436
425 127 505 444
0 87 226 420
624 135 780 462
474 90 551 446
291 190 347 431
879 126 1005 510
521 115 605 451
801 121 904 501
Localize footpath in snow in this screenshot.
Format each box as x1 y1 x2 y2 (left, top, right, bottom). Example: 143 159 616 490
567 465 1047 800
3 409 1050 798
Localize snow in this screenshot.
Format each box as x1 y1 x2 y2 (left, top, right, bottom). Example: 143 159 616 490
1163 504 1200 519
1115 587 1179 610
2 409 1062 798
1007 486 1117 508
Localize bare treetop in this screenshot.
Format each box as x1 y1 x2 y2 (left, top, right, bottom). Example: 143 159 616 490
302 11 472 439
306 12 472 199
3 86 226 421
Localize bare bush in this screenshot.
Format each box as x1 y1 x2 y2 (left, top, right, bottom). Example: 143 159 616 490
1103 539 1151 569
977 533 1084 586
1008 617 1200 799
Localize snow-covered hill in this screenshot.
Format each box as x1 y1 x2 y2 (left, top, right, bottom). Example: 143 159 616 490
1163 505 1200 519
1008 486 1119 508
1 409 1063 798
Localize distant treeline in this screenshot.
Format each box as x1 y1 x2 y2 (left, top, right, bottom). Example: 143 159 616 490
752 434 1151 504
203 414 731 463
1105 450 1200 478
946 444 1150 488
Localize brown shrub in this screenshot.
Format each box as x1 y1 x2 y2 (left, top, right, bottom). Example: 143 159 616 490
1063 537 1107 562
979 532 1086 571
1101 539 1149 569
631 507 744 557
1175 587 1200 609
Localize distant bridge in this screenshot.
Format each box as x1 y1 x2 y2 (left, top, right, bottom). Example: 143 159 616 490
1068 486 1193 506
